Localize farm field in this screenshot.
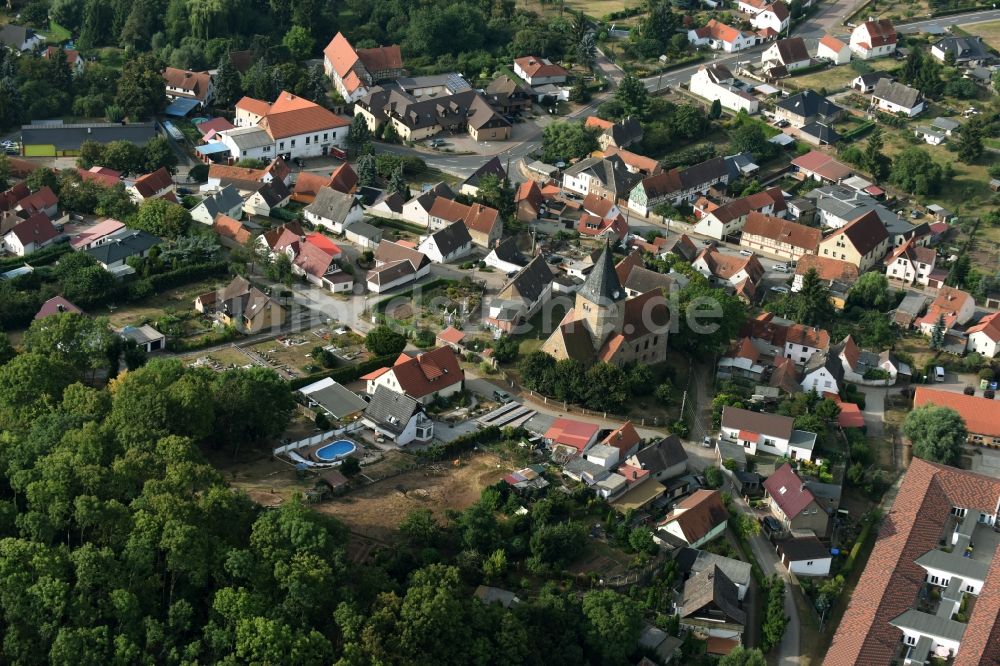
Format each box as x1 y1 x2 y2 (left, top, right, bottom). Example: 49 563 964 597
516 0 639 18
966 19 1000 50
785 59 899 93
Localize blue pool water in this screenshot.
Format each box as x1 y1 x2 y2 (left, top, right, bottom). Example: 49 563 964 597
315 440 357 461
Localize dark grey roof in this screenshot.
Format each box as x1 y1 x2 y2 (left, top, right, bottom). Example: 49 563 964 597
776 90 842 119
681 565 746 625
676 547 753 590
306 186 358 223
606 116 643 147
633 435 687 474
364 385 422 435
856 72 892 87
565 156 640 197
804 344 846 383
800 122 841 144
724 151 758 180
21 122 157 151
357 186 383 206
462 156 506 190
197 185 243 217
413 182 454 210
624 265 673 295
490 237 527 267
84 230 161 265
873 79 923 109
777 536 829 562
0 25 34 49
933 36 992 62
578 243 625 305
306 382 368 419
347 220 382 240
256 180 290 207
427 220 473 257
498 254 554 304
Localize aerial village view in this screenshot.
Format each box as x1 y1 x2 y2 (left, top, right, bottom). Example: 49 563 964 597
2 0 1000 662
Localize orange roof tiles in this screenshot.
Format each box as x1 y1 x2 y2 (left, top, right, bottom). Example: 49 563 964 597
387 347 464 399
236 96 271 117
213 214 251 245
131 167 173 199
437 326 465 345
794 254 859 282
544 417 600 452
601 421 641 458
967 312 1000 342
912 386 1000 439
659 489 729 543
916 286 973 330
328 162 358 194
741 211 821 251
257 91 350 140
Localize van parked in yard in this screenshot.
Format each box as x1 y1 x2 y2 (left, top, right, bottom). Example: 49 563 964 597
934 366 945 382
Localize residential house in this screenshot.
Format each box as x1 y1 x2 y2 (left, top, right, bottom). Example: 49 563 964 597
799 122 841 146
692 246 765 302
242 180 291 217
774 90 843 128
853 72 893 93
850 19 898 60
427 198 502 248
126 168 175 204
119 325 165 353
737 0 769 15
198 276 286 333
362 386 433 445
162 67 214 107
721 406 817 460
872 79 925 117
2 213 59 256
577 210 628 242
817 35 851 64
916 287 975 336
806 185 898 230
43 46 85 74
818 210 891 271
418 220 474 264
753 2 790 35
931 36 995 65
436 327 465 352
190 185 243 225
783 323 831 364
676 548 753 602
777 536 832 576
513 56 568 85
298 377 368 421
484 236 528 274
364 346 464 405
541 244 670 366
367 190 405 220
83 229 161 273
692 186 787 240
303 186 364 234
213 214 252 249
676 565 747 643
885 238 936 286
282 238 351 292
739 211 820 260
689 64 760 114
484 75 533 115
34 296 83 320
688 19 759 53
763 464 831 535
627 156 730 216
365 240 431 293
601 421 643 461
913 386 1000 446
515 180 546 223
229 91 351 160
400 183 454 228
562 155 640 201
717 337 766 382
0 25 43 52
617 255 676 297
21 122 157 157
801 345 846 393
790 150 852 183
485 255 554 332
966 312 1000 358
14 186 59 218
544 417 602 455
76 165 121 187
69 218 126 251
837 334 904 384
585 115 644 151
460 157 506 197
322 32 403 102
604 146 661 175
394 73 472 98
762 37 811 73
355 86 510 143
625 435 688 482
657 490 729 548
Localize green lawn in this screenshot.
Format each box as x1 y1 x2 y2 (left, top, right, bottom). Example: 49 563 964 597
786 59 899 93
966 19 1000 51
40 20 71 43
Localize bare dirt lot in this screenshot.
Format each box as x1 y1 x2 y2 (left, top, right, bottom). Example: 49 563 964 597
316 454 509 541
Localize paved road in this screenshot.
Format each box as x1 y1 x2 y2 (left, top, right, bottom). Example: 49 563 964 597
896 9 1000 33
857 385 886 436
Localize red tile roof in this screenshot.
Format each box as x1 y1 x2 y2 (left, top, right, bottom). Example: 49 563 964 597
323 32 360 78
328 162 358 194
820 34 847 51
585 116 614 131
0 182 30 211
17 186 58 213
130 168 173 199
235 96 271 117
659 490 729 543
916 286 974 330
763 464 816 519
388 346 464 399
196 117 236 136
357 44 403 74
578 212 628 241
437 326 465 345
967 311 1000 343
305 232 341 258
35 295 83 319
162 67 213 101
859 19 898 48
77 166 121 187
837 402 865 428
791 150 852 181
693 19 745 44
7 212 58 246
213 214 251 245
292 240 335 278
741 211 821 251
257 91 350 140
69 218 125 250
292 171 333 203
794 254 859 282
544 417 601 452
464 203 500 237
601 421 641 458
912 386 1000 439
514 56 568 78
785 323 830 350
827 458 1000 666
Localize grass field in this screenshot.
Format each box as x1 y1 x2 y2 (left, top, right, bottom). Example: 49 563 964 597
966 19 1000 50
99 278 227 329
40 20 71 43
785 59 899 93
516 0 640 18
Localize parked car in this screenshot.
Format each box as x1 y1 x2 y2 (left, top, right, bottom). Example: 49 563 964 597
702 436 714 448
773 264 789 273
294 157 306 167
694 474 707 488
761 516 782 535
493 390 513 404
739 249 753 256
701 239 713 245
770 285 790 294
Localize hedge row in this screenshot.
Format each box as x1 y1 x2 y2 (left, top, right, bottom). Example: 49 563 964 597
167 325 240 352
288 354 398 390
841 121 877 141
660 53 706 73
0 243 71 271
843 515 879 574
147 261 229 291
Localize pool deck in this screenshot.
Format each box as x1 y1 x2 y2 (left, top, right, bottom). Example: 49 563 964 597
304 439 357 463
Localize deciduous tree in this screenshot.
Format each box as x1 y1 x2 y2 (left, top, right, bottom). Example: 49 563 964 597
902 404 966 464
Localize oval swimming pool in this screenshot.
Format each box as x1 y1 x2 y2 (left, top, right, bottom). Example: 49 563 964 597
315 440 357 461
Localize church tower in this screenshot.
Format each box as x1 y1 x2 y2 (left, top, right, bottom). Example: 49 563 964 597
575 242 627 348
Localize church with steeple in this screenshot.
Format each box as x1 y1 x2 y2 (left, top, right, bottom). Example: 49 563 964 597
542 243 670 366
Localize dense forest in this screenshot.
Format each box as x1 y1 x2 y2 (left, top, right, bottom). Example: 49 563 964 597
0 319 664 664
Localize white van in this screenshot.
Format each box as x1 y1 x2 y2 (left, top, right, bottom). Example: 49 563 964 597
934 366 945 382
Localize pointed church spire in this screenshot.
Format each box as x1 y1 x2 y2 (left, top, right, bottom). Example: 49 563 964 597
579 240 625 305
